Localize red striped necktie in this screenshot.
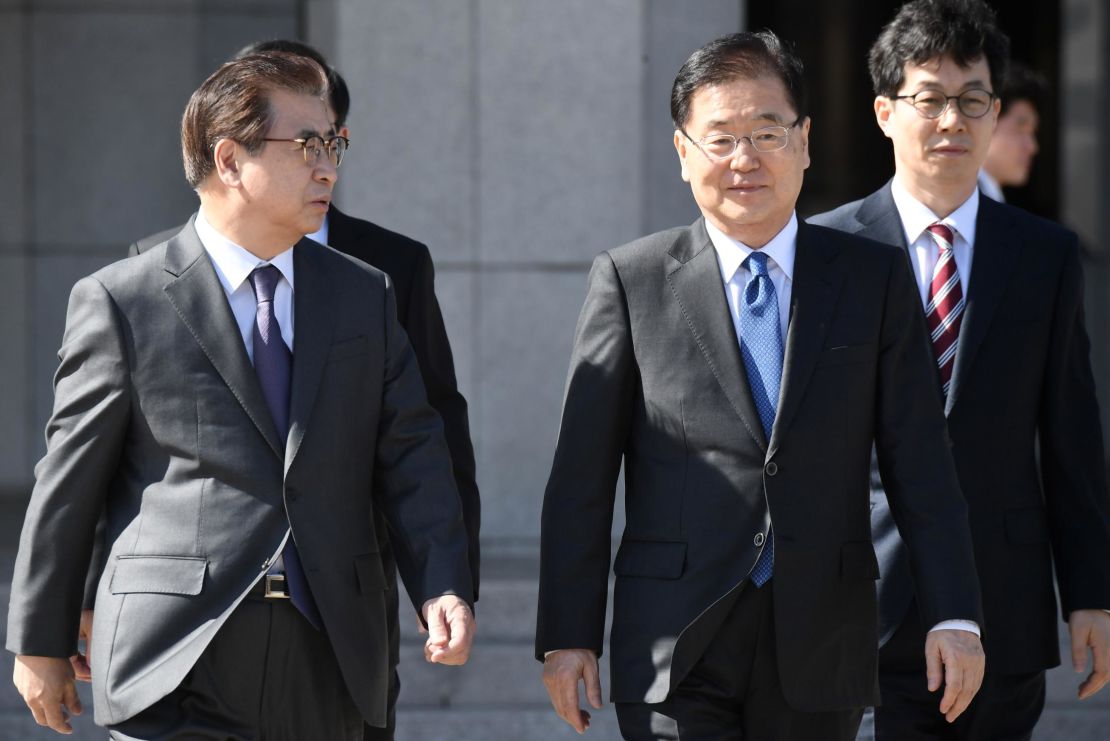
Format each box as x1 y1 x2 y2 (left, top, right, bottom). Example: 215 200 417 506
924 223 964 396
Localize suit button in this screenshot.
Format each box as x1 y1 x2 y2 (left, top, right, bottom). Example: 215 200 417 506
754 532 765 546
287 491 298 502
765 462 778 476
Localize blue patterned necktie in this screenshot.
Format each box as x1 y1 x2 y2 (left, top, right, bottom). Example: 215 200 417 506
738 251 783 587
249 265 322 629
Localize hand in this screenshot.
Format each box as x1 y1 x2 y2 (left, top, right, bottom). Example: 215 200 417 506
415 609 427 635
13 655 83 735
68 610 94 682
924 629 985 722
421 595 474 665
542 649 602 735
1068 609 1110 699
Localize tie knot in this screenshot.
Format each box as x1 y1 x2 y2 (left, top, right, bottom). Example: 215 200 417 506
927 223 955 252
744 250 770 277
249 265 282 304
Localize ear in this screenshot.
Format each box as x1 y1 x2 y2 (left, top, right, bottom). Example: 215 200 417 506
674 129 692 183
874 96 894 139
212 138 243 188
798 116 811 171
338 125 351 139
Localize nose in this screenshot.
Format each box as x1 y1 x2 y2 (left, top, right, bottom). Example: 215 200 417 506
729 138 761 171
314 155 338 184
935 102 966 131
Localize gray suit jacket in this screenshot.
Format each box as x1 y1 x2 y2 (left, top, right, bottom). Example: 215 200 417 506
536 219 982 712
6 222 472 726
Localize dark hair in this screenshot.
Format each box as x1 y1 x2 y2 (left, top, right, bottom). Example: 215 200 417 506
999 62 1046 116
868 0 1010 97
670 30 806 130
235 39 351 128
181 51 329 188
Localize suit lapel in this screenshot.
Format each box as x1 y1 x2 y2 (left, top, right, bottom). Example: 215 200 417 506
162 221 284 458
852 185 910 255
945 197 1020 412
768 223 840 456
667 221 768 452
285 238 337 473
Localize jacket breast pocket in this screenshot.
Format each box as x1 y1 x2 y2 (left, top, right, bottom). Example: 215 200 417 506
816 343 875 368
613 540 687 580
109 555 207 595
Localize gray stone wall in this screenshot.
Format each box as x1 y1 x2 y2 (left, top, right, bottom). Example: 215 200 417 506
0 0 302 491
311 0 743 545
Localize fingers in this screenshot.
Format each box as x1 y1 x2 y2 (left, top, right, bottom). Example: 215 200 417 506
938 648 962 717
583 654 603 710
925 630 984 723
68 654 91 683
925 636 943 692
14 655 79 735
1079 635 1110 700
542 652 595 734
1072 620 1091 673
40 695 74 735
423 598 474 665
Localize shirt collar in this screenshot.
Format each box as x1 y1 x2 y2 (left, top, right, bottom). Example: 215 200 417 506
705 212 797 283
195 207 296 293
890 176 979 249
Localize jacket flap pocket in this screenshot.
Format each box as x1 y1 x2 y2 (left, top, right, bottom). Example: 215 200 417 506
1005 508 1049 545
110 555 207 595
327 336 369 363
613 540 686 579
840 541 879 580
355 553 388 593
816 344 875 368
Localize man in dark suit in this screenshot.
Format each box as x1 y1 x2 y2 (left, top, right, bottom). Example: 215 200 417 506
536 31 985 740
810 2 1110 738
105 41 479 740
8 51 474 738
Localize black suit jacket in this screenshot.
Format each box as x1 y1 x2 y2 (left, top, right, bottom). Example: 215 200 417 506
810 183 1110 675
130 207 480 601
536 219 982 712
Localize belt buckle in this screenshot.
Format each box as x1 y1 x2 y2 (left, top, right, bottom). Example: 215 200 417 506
264 574 290 599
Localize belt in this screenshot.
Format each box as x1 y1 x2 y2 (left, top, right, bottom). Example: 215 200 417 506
249 574 291 600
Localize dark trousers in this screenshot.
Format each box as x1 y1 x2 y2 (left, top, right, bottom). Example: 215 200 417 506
862 603 1046 741
616 583 863 741
108 593 364 741
362 670 398 740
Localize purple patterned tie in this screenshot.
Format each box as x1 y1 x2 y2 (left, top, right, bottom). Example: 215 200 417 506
249 265 322 629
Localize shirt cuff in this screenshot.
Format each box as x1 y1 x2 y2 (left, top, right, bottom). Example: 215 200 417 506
929 619 981 637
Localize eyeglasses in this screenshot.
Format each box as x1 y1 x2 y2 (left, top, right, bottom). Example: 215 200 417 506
261 135 350 167
891 89 996 119
684 118 802 160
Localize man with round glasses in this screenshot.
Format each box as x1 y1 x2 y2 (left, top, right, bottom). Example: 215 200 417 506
538 29 984 740
811 1 1110 739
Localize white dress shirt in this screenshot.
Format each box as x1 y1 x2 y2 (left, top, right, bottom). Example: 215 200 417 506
891 177 977 307
194 207 296 573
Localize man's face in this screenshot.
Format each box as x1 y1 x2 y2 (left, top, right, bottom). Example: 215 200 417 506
674 74 810 247
983 99 1039 186
875 55 1000 198
239 88 337 242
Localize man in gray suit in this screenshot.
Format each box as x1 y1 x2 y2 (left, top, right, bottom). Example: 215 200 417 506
7 51 474 738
